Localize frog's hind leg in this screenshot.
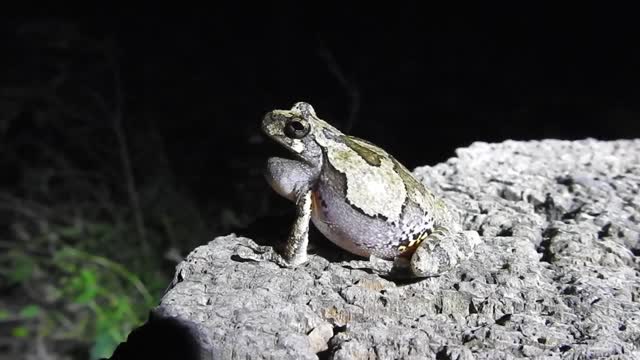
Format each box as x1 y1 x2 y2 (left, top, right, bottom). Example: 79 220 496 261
396 226 481 278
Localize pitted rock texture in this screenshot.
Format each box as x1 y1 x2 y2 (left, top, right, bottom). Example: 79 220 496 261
111 139 640 360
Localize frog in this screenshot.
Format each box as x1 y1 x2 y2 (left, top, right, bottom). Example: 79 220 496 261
261 102 480 278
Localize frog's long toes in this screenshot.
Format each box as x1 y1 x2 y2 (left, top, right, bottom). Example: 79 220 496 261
270 251 307 268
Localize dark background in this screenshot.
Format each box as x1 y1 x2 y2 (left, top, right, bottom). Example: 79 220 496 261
4 6 639 209
1 5 639 359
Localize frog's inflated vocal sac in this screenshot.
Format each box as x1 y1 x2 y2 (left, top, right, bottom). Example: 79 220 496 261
262 102 479 277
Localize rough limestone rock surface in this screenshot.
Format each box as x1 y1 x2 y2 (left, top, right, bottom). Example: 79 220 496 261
111 139 640 360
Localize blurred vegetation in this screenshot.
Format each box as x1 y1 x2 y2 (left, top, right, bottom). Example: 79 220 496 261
0 20 262 359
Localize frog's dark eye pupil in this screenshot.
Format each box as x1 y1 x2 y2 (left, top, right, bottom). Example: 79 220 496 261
284 120 310 139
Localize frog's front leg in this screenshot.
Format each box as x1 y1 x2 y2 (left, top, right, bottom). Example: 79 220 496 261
394 226 481 278
264 157 317 267
281 189 313 266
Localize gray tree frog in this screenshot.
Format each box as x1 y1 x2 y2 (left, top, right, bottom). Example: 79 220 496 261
262 102 480 277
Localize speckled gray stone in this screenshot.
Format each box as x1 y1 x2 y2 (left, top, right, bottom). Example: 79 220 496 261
113 139 640 360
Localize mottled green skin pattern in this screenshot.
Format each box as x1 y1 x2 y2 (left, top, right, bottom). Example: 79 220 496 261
262 102 456 261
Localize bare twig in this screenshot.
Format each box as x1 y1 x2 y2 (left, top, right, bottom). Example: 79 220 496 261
0 193 54 220
316 39 361 132
105 41 148 253
35 335 54 360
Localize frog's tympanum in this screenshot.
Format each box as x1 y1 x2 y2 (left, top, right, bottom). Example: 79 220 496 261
262 102 480 277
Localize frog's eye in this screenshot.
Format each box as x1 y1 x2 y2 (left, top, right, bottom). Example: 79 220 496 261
284 119 310 139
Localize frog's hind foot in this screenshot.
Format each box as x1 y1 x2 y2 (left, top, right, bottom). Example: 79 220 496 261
409 227 481 278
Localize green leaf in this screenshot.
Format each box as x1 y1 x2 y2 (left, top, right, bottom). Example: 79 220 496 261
113 296 134 319
90 331 119 360
19 304 40 318
74 269 98 303
8 253 35 283
12 326 29 338
0 309 9 320
53 248 77 272
87 223 113 236
58 225 83 238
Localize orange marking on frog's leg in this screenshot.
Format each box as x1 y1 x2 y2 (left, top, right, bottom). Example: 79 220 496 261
396 229 431 258
311 190 321 213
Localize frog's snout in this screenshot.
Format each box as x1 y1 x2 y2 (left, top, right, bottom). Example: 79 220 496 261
260 111 277 135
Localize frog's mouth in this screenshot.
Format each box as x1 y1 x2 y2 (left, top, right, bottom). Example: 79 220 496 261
262 132 306 163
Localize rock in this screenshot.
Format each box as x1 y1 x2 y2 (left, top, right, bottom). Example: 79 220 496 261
110 139 640 359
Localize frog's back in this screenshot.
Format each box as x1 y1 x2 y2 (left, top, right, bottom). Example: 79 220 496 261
310 134 445 259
